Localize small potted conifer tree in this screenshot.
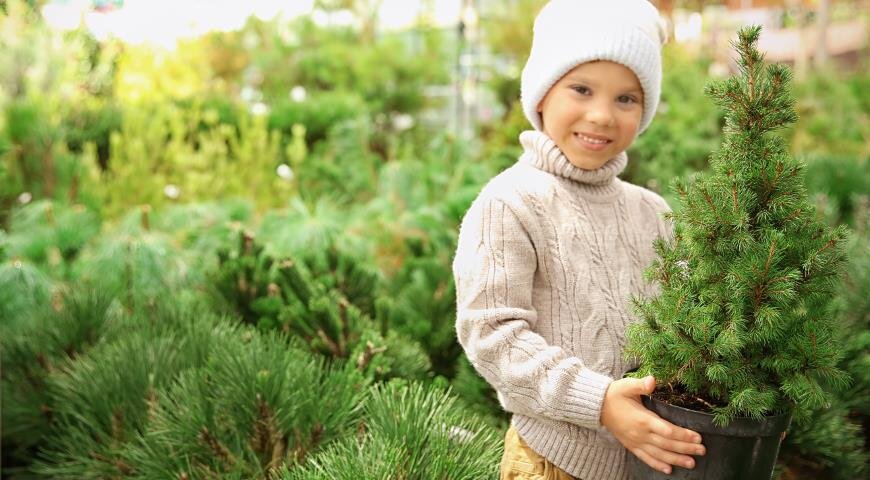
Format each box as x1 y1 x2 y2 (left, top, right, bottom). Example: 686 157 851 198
625 26 850 480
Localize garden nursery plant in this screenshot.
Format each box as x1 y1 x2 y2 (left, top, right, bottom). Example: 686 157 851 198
624 26 850 480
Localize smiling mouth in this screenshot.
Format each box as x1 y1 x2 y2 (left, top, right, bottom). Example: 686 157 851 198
575 132 612 144
573 132 613 151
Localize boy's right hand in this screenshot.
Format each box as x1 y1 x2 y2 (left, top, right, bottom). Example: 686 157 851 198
600 375 706 475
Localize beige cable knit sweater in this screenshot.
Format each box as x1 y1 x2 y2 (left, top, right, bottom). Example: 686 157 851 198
453 130 672 480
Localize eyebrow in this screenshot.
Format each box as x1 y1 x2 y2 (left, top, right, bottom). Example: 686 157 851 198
565 74 643 95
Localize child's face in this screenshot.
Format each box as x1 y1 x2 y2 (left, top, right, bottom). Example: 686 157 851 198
537 60 644 170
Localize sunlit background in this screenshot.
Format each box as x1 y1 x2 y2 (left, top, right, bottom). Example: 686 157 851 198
30 0 869 139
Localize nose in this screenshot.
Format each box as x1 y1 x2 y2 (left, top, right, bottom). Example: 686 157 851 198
586 98 615 128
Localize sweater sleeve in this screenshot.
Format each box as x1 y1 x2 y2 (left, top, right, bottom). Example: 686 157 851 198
452 196 613 429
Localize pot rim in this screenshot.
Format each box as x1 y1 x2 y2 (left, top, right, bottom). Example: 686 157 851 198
641 394 792 437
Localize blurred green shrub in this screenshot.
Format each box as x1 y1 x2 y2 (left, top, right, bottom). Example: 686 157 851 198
0 254 53 330
62 98 122 169
296 117 382 205
0 2 118 218
1 98 96 224
68 206 197 310
785 68 869 159
87 101 290 217
2 200 101 279
269 91 366 146
114 41 214 103
199 28 251 88
251 17 449 124
478 101 531 174
625 44 722 199
804 154 869 226
176 94 243 132
778 207 869 480
214 230 431 382
3 98 60 199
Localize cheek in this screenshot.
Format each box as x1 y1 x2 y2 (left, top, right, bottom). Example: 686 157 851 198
618 111 643 136
551 105 577 130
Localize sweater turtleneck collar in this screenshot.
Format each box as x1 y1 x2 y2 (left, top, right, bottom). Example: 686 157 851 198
518 130 627 196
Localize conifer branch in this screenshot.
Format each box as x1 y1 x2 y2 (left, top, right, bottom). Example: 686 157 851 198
316 329 343 357
675 294 686 314
87 451 134 475
727 170 739 213
675 181 689 199
761 162 785 205
356 340 388 371
111 408 125 441
815 237 838 257
252 394 287 472
269 434 287 473
198 426 236 466
40 403 53 422
144 389 159 423
784 208 802 223
36 352 52 372
761 240 776 280
701 187 725 225
674 358 696 383
243 230 255 255
338 297 351 355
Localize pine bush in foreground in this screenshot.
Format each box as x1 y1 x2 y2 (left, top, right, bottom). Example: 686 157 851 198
120 331 368 479
280 381 502 480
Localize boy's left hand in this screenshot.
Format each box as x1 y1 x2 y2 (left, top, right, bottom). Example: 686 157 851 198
600 375 706 475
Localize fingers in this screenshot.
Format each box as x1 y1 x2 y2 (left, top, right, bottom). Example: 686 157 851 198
630 447 673 475
624 375 656 397
647 416 703 445
649 433 707 456
643 375 656 394
639 443 698 471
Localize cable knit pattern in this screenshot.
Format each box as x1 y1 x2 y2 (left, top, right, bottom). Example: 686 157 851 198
453 131 672 480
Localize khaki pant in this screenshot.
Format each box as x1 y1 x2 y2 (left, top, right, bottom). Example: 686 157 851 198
500 426 577 480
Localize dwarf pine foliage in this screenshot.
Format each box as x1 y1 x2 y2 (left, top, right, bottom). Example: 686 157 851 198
279 381 502 480
119 331 369 479
214 230 432 381
1 289 118 466
624 26 850 426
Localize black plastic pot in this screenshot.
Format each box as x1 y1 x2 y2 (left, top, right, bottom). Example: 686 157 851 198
628 395 791 480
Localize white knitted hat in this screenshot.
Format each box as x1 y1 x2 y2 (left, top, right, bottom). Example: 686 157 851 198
521 0 668 135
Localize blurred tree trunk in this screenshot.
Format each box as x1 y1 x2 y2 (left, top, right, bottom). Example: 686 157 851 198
814 0 829 66
41 141 54 198
785 0 810 79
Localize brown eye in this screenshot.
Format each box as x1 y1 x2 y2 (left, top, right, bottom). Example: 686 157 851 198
572 85 591 95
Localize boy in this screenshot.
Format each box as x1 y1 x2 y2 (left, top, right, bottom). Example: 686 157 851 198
452 1 707 478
